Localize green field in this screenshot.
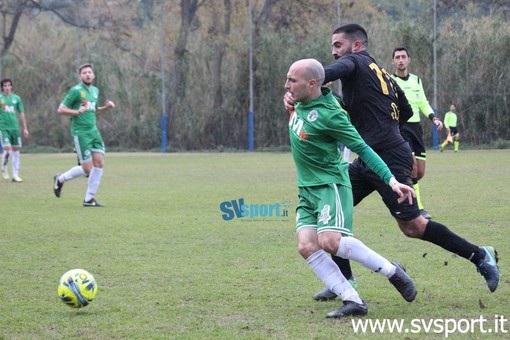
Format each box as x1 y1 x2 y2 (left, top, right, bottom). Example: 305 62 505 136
1 150 509 339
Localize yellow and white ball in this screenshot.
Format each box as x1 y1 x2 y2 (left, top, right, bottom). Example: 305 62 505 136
57 269 97 308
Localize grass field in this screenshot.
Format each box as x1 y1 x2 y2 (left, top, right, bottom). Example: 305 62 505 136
1 150 509 339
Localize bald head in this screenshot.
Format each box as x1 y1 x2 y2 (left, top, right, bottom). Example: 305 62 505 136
285 58 324 103
292 59 325 84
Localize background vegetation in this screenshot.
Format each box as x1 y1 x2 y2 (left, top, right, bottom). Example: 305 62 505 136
0 151 509 338
0 0 509 151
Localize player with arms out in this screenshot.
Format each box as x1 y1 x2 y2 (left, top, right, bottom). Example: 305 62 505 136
286 58 417 318
391 47 443 220
0 78 29 182
53 63 115 207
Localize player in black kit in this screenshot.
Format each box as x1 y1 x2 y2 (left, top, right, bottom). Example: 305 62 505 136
284 24 499 302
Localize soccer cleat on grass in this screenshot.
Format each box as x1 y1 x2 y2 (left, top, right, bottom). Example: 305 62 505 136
420 209 432 220
477 246 499 292
83 198 104 207
313 277 358 301
11 175 23 182
53 174 64 198
326 300 368 318
2 171 9 180
388 262 417 302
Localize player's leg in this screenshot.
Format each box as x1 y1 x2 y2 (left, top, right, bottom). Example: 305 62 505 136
398 217 499 292
314 184 415 316
1 130 11 179
10 133 23 182
296 187 366 318
313 161 374 301
440 132 451 151
53 135 88 198
376 144 499 292
83 133 105 207
409 124 431 219
330 183 416 303
453 131 460 152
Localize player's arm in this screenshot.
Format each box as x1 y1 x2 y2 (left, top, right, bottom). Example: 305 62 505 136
96 100 115 114
16 98 29 137
323 57 356 84
57 89 84 116
19 111 29 138
58 103 85 116
417 81 443 131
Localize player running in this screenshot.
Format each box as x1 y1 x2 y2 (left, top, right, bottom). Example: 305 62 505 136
53 63 115 207
284 24 499 300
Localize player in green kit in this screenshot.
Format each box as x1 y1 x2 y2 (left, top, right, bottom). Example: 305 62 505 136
53 63 115 206
0 78 29 182
285 58 417 318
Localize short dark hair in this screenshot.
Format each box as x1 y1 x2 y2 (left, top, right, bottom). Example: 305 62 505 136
78 63 94 74
392 47 410 59
333 24 368 46
1 78 13 88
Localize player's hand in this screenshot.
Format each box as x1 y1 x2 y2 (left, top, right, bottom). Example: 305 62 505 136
77 105 87 114
433 118 443 131
105 99 115 109
389 178 415 205
283 92 295 112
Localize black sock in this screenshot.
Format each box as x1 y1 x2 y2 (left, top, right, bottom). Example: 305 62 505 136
332 255 353 279
422 220 483 264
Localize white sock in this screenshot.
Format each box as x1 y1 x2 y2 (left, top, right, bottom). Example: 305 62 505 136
2 150 10 172
306 249 362 303
59 166 85 183
336 237 396 278
85 167 103 201
11 151 20 176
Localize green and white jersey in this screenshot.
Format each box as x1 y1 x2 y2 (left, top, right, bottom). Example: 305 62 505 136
0 93 24 129
289 87 394 188
61 83 100 134
444 111 457 129
392 74 434 123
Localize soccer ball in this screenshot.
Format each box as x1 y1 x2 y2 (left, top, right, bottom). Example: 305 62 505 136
57 269 98 308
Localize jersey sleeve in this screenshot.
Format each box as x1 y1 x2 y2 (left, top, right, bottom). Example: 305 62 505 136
61 87 80 109
15 95 25 113
323 57 356 84
416 79 434 118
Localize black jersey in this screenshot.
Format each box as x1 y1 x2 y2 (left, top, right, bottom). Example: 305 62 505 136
324 51 412 152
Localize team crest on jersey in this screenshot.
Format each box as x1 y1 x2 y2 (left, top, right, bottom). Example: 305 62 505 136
318 205 332 224
81 91 86 98
307 110 318 122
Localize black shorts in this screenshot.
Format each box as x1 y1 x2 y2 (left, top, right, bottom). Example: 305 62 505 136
349 142 420 221
400 123 426 161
